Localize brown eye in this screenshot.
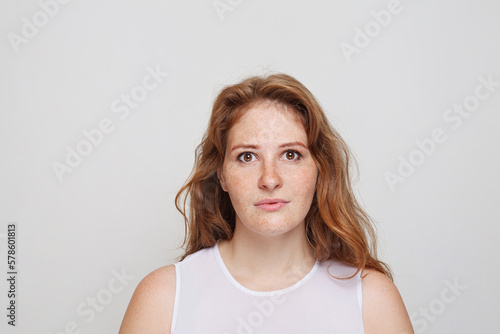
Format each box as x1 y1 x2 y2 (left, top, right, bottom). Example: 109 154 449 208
238 152 255 162
283 150 301 161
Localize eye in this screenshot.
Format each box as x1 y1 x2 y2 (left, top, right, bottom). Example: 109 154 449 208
237 152 256 163
282 150 301 161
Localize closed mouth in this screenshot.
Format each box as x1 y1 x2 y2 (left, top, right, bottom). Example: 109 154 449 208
254 199 289 212
255 198 289 206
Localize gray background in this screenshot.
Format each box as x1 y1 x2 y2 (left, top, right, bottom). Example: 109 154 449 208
1 0 499 333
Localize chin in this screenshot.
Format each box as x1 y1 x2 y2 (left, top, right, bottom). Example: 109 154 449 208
248 221 302 236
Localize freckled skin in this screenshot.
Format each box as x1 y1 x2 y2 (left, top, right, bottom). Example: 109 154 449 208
218 101 318 237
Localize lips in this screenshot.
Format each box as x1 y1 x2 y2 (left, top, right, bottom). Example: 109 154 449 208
255 198 289 212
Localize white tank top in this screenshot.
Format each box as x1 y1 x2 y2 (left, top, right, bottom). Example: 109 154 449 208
171 243 364 333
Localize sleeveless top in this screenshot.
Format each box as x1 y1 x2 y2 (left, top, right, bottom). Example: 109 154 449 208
171 243 364 333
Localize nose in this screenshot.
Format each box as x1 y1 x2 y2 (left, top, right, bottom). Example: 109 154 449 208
258 160 282 191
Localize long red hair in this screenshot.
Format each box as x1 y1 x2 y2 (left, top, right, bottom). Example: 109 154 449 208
175 73 392 279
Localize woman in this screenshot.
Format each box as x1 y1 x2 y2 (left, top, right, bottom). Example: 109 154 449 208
119 73 414 333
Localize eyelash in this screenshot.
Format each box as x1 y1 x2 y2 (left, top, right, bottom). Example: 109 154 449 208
237 150 302 163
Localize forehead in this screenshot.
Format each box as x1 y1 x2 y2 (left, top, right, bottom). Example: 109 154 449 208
227 101 306 144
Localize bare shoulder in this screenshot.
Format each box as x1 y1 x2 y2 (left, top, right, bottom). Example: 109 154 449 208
361 268 414 334
119 264 176 334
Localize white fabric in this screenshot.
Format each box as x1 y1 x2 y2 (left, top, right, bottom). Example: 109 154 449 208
171 243 364 334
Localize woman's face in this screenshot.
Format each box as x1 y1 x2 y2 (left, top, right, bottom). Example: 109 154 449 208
218 101 318 236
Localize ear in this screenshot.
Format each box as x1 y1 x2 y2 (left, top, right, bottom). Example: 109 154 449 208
217 168 227 192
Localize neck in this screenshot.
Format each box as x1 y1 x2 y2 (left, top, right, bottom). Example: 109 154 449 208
217 222 316 291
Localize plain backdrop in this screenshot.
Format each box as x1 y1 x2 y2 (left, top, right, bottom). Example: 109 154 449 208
1 0 499 333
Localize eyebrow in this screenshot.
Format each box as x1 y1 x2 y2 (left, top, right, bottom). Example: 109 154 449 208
230 141 308 152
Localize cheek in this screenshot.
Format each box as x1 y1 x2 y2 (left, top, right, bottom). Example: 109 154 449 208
222 167 250 198
294 167 318 195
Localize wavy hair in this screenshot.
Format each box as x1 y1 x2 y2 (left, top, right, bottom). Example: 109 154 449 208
175 73 392 280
